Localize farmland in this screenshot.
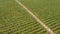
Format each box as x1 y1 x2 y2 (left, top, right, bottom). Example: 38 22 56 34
19 0 60 34
0 0 60 34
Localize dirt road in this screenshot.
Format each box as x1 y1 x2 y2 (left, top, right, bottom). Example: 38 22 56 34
15 0 54 34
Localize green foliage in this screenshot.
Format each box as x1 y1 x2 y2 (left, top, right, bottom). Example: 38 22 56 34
0 0 49 34
0 0 60 34
19 0 60 34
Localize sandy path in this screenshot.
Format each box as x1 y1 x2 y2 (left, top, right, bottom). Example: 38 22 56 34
15 0 54 34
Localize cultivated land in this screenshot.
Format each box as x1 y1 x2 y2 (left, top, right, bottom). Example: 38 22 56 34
19 0 60 34
0 0 60 34
0 0 49 34
15 0 54 34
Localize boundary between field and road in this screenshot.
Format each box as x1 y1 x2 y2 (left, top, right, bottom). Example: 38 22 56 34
15 0 54 34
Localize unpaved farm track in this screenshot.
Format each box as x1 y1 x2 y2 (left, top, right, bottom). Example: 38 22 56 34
15 0 54 34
